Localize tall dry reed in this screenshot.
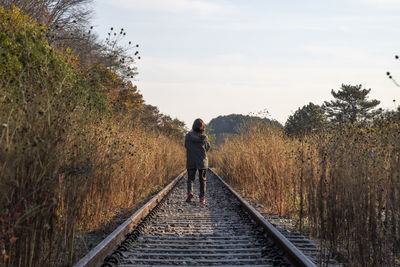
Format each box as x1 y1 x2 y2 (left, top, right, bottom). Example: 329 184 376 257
212 127 301 216
212 123 400 266
0 7 185 266
1 116 184 267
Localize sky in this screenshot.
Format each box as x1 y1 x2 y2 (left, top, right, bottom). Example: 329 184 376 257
92 0 400 127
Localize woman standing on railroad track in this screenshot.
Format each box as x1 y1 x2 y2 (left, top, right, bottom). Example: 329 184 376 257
184 118 211 203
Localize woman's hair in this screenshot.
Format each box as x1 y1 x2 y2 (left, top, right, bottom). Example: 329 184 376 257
192 118 205 133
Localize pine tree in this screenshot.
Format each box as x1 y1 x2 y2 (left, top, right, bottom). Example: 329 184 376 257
285 102 328 136
323 84 381 123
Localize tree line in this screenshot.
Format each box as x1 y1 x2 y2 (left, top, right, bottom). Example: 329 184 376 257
1 0 186 139
284 84 393 137
206 84 389 144
207 114 282 145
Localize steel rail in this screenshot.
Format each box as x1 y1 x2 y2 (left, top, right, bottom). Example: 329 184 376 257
73 170 186 267
209 168 317 267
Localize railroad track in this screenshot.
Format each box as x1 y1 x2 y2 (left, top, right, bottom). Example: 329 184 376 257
75 169 316 267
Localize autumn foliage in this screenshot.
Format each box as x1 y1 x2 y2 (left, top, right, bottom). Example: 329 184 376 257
0 7 184 266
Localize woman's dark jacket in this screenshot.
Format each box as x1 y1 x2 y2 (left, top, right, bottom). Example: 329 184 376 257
185 131 211 169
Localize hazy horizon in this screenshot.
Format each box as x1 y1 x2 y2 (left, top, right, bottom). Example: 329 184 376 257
93 0 400 126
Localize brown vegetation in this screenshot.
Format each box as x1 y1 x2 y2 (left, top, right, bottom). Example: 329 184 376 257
212 123 400 266
0 6 185 266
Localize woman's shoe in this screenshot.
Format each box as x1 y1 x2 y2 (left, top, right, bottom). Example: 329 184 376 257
199 197 205 203
186 193 193 202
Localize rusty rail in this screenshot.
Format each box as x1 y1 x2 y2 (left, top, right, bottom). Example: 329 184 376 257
209 168 317 267
73 171 186 267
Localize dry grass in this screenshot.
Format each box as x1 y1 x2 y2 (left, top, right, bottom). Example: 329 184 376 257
211 123 400 266
0 116 184 266
73 120 184 231
0 7 185 266
212 127 300 216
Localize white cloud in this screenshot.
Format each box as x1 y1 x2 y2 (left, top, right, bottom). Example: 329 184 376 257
363 0 400 4
108 0 227 17
355 0 400 8
135 54 400 126
94 0 400 126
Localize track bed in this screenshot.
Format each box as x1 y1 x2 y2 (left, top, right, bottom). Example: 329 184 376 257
101 171 298 266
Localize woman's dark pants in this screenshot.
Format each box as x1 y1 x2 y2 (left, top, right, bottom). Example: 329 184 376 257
187 169 206 198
